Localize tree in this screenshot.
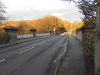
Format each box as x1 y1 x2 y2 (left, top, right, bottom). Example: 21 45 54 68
58 27 66 33
0 0 6 22
33 16 68 33
17 21 28 34
63 0 96 25
62 0 99 74
77 0 96 26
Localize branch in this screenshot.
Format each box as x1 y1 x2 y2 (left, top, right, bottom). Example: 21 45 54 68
82 8 96 26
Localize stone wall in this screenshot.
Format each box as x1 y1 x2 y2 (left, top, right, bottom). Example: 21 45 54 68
82 28 95 75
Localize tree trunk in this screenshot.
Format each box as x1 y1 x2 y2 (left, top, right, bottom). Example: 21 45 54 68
95 0 100 74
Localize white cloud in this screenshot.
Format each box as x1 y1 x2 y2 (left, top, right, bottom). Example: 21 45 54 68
3 0 83 22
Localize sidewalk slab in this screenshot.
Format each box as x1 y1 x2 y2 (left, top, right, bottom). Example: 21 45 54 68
57 36 86 75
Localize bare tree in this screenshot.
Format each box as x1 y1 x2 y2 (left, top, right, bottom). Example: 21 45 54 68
62 0 100 74
63 0 96 25
77 0 96 25
0 0 6 22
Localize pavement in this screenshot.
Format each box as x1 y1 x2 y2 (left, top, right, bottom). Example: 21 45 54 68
0 35 67 75
74 33 82 41
57 35 86 75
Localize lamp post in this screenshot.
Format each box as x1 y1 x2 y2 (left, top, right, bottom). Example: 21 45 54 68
95 0 100 74
53 27 56 35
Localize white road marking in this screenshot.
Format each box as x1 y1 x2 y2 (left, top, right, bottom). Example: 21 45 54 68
18 47 34 54
53 38 68 63
0 59 6 63
0 47 34 63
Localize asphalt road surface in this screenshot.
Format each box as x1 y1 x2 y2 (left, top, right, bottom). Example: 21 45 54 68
0 35 67 75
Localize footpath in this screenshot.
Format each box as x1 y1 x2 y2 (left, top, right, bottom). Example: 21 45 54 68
57 35 86 75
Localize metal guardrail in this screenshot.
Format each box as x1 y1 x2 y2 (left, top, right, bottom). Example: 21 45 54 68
53 37 69 75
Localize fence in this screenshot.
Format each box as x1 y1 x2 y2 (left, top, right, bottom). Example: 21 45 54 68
17 33 50 39
17 34 33 39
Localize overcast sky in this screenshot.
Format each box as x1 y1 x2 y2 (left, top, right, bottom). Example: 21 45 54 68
3 0 83 22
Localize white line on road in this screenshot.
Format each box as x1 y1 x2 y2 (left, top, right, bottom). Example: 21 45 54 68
18 47 34 54
0 59 6 63
53 38 68 63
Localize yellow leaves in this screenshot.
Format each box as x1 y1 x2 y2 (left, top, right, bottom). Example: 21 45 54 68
32 16 66 32
0 16 84 33
70 21 84 31
62 20 72 31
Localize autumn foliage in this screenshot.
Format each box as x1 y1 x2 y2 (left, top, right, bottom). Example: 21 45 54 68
0 16 84 34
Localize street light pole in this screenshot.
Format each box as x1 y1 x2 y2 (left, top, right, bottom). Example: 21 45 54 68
95 0 100 74
53 27 56 35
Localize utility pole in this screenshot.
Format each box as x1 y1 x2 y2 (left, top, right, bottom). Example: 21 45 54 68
95 0 100 74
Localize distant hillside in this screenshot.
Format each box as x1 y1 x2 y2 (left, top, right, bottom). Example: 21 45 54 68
0 16 84 33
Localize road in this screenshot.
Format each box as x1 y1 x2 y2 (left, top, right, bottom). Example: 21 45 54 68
0 35 67 75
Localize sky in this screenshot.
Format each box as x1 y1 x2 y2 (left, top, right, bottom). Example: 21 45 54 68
3 0 83 22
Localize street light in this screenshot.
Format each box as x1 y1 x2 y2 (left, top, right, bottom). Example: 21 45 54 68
53 27 56 35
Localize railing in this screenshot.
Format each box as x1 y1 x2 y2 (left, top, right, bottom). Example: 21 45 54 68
17 34 33 39
53 37 69 75
17 33 50 39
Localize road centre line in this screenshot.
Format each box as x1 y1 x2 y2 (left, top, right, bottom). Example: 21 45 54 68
0 47 34 63
0 59 6 63
18 47 34 54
